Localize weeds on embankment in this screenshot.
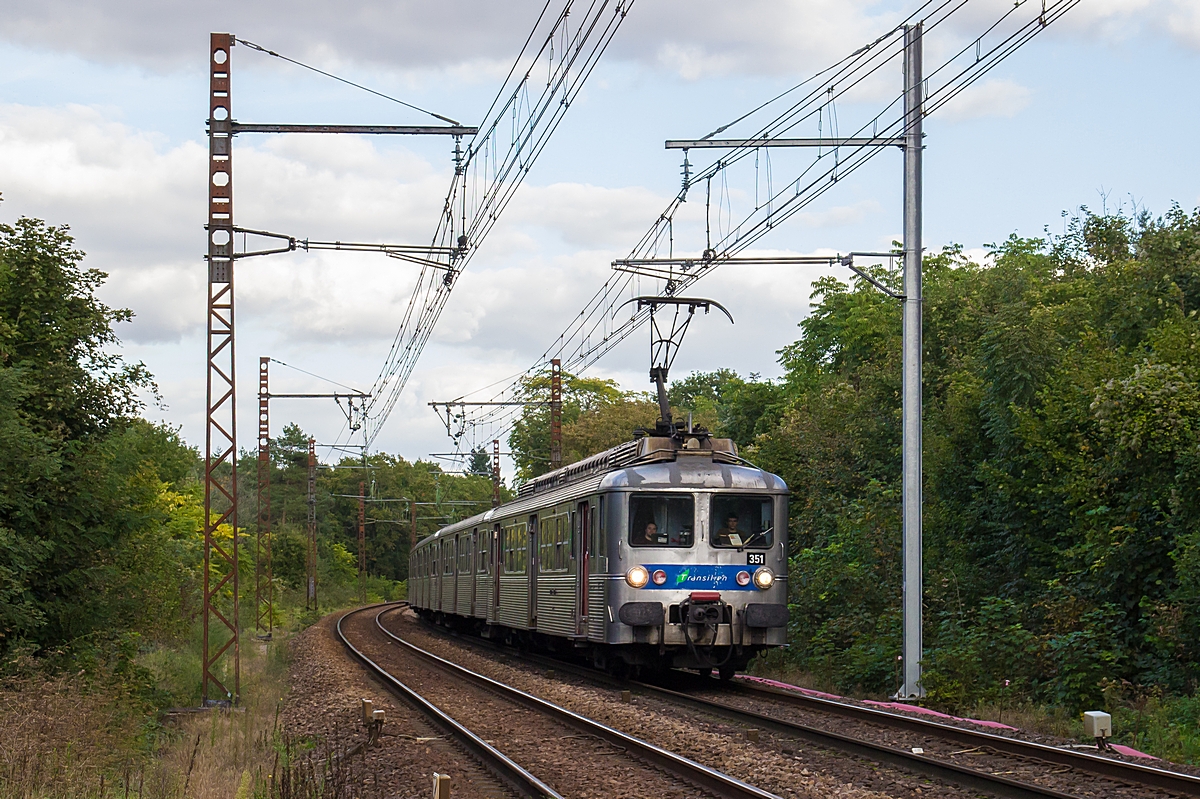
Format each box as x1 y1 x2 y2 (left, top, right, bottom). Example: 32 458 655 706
0 580 403 799
749 649 1200 764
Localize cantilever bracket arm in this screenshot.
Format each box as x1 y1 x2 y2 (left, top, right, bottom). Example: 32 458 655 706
213 226 460 269
839 252 905 300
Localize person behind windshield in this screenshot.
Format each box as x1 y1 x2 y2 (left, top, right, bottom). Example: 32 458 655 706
715 514 741 546
639 521 660 546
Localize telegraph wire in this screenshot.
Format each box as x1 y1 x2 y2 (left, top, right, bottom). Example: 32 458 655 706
268 358 364 393
236 38 462 125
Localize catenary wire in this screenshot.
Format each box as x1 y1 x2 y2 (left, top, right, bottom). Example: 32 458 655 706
450 0 1077 444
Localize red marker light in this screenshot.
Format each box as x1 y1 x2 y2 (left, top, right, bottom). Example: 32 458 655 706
736 570 751 587
651 569 667 585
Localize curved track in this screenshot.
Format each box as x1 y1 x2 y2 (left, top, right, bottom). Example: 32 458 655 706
402 612 1199 799
337 603 781 799
337 604 560 799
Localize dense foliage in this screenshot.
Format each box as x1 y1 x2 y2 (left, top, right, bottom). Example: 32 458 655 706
509 371 661 480
0 216 200 651
0 216 496 667
688 207 1200 711
245 422 498 594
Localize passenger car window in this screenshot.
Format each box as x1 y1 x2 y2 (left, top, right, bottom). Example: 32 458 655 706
477 529 488 574
711 495 774 549
628 494 694 547
502 523 528 574
458 536 471 573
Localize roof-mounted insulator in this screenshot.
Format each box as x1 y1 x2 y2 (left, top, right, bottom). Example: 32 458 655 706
680 149 691 202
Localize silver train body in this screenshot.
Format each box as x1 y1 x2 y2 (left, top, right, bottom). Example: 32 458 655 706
409 433 789 676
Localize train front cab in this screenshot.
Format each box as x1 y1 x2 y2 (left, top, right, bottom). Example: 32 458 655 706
597 463 789 677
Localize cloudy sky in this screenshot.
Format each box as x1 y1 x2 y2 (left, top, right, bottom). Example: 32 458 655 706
0 0 1196 475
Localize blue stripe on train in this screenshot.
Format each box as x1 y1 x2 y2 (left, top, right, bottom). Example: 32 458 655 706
640 564 758 591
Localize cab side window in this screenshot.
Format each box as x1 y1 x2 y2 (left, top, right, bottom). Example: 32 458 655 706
628 494 695 547
710 495 775 549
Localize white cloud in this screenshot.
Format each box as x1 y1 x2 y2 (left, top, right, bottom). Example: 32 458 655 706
0 101 680 362
940 0 1200 53
794 199 884 229
1165 2 1200 50
0 102 455 343
502 182 667 249
936 78 1032 122
0 0 1195 92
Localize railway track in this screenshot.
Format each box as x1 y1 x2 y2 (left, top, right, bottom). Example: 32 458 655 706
398 611 1200 799
337 603 781 799
708 677 1200 798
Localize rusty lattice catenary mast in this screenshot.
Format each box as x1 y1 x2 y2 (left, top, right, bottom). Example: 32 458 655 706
200 32 475 704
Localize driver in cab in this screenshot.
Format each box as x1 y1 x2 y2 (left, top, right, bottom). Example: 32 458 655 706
638 521 662 546
715 514 743 547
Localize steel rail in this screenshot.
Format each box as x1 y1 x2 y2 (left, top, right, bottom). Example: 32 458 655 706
372 608 781 799
723 679 1200 798
406 618 1196 799
636 682 1080 799
335 604 563 799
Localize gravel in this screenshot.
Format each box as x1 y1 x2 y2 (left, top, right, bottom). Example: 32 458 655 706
686 685 1175 799
284 609 511 798
381 608 931 799
342 607 723 799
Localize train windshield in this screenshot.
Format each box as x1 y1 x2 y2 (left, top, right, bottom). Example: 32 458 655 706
711 495 774 549
629 494 694 547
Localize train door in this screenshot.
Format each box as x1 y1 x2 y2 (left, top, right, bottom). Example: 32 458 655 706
528 514 539 626
469 528 478 616
574 501 590 636
432 542 440 611
453 535 461 612
490 524 501 622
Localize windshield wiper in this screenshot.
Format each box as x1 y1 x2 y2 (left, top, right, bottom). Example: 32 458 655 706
736 529 767 552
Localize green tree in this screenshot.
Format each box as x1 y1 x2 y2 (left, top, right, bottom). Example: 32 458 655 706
717 205 1200 707
0 217 198 651
509 368 623 480
467 446 491 476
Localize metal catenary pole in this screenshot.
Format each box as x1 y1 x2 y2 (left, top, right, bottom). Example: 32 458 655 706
306 437 318 611
409 496 417 551
899 22 925 700
256 356 272 638
492 439 501 508
358 481 367 603
658 22 926 699
203 32 240 706
550 358 563 470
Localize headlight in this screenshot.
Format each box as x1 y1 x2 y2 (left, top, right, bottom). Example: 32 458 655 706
625 565 649 589
752 567 774 590
736 570 752 587
651 569 667 586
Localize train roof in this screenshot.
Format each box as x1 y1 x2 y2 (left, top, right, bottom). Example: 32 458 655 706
412 434 786 549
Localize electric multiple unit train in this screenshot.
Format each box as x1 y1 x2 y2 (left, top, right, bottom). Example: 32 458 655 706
408 430 789 678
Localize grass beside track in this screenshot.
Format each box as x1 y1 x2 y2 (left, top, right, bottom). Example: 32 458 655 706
0 582 404 799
